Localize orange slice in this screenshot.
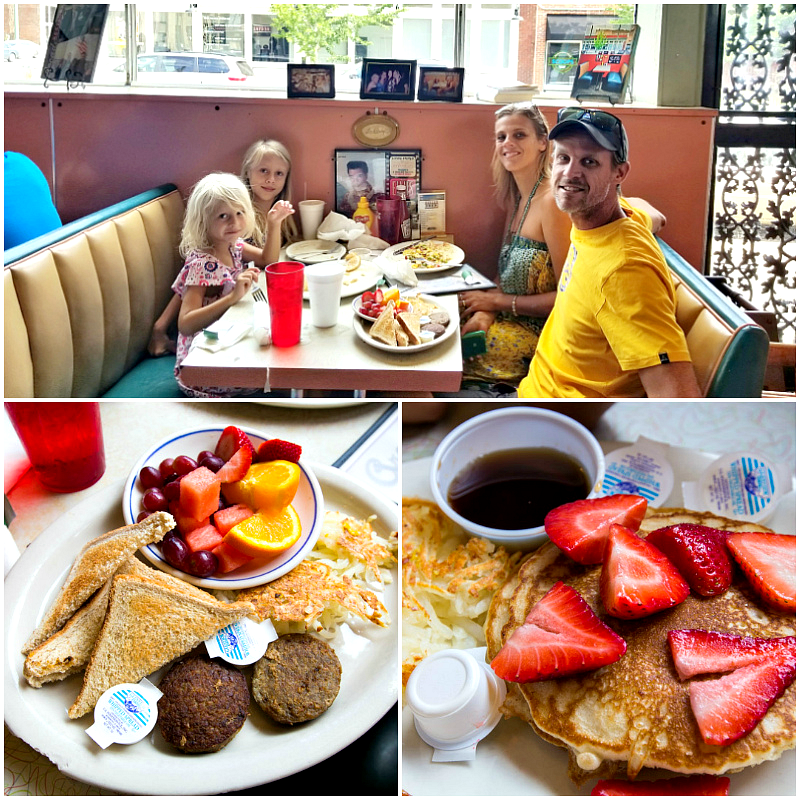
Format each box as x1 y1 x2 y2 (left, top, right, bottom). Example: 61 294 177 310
224 505 302 558
222 460 301 512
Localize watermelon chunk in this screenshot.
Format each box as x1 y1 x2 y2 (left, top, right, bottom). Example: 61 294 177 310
179 466 221 521
184 524 225 554
211 539 254 573
174 509 211 537
213 504 254 535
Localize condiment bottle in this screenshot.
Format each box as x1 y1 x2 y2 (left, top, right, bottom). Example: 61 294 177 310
352 196 376 235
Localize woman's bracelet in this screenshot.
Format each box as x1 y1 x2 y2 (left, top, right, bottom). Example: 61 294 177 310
510 295 518 316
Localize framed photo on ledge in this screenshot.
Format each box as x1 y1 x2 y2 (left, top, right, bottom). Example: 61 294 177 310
359 58 416 101
287 63 335 99
417 67 465 102
41 4 109 84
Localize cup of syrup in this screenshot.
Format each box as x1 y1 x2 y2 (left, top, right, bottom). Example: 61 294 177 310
430 407 605 549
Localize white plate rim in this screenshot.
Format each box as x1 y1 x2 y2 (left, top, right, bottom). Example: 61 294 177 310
122 426 324 590
286 239 346 263
5 466 398 795
352 293 457 353
379 240 465 274
401 448 796 796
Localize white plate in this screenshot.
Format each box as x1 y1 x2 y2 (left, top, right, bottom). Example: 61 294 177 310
5 467 398 796
123 427 324 590
286 239 346 263
379 240 465 274
401 448 796 796
353 294 457 353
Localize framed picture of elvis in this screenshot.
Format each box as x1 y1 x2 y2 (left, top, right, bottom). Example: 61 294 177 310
334 149 422 230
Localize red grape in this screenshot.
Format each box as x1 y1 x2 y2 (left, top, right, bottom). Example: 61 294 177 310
161 535 190 571
186 550 219 578
199 455 225 473
159 458 176 479
136 511 151 523
197 450 215 463
138 466 163 490
173 455 198 476
163 478 182 503
142 487 169 513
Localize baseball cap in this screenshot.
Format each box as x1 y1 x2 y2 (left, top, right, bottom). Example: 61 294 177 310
549 107 628 162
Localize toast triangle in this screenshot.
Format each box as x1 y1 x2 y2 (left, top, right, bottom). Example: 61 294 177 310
22 511 175 654
369 301 397 346
23 557 215 688
68 574 253 718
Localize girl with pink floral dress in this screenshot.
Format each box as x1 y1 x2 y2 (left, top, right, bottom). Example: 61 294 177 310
173 172 294 397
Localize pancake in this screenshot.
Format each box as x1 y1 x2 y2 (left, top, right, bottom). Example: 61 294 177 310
484 508 796 784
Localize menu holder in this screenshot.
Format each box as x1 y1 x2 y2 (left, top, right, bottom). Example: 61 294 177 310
41 4 109 86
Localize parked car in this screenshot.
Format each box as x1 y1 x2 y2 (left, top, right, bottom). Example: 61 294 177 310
114 52 254 85
4 39 39 61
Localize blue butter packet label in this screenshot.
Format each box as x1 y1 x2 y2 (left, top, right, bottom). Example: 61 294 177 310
205 618 278 666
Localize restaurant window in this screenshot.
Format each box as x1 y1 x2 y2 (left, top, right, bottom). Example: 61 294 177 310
202 12 244 57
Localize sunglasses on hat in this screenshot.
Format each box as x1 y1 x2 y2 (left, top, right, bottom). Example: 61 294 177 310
555 107 628 161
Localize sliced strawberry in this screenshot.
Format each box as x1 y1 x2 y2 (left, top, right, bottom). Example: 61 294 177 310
215 445 253 483
214 426 255 463
490 580 626 683
688 655 796 745
591 775 730 796
668 629 797 681
256 438 302 463
600 524 690 619
726 532 796 612
647 524 733 597
544 494 648 565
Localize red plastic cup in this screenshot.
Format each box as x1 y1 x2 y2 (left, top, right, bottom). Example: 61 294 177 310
265 261 305 347
5 402 106 493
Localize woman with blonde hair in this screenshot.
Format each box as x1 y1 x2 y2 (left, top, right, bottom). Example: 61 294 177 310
457 102 572 394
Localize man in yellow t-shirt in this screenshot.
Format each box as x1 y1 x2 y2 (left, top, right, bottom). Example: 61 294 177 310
518 108 701 399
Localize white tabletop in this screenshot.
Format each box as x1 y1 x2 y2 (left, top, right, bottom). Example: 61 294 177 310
179 292 463 394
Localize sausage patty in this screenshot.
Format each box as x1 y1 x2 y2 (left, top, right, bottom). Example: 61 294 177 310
252 633 341 725
158 656 249 753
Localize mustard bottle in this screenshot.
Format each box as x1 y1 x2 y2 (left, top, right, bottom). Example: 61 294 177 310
352 196 376 234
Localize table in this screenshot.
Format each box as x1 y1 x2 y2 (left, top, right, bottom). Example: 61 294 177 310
179 291 463 395
5 400 399 796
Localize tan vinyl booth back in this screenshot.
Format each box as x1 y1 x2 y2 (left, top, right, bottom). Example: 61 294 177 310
4 186 184 398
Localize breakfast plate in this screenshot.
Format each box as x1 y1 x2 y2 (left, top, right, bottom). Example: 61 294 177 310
379 240 465 274
353 293 457 353
286 239 346 264
5 465 398 796
401 447 796 796
123 427 324 590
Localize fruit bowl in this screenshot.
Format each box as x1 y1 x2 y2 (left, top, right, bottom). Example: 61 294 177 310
122 427 324 590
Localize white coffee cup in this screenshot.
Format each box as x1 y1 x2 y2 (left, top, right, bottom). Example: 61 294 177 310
305 259 345 327
298 199 325 240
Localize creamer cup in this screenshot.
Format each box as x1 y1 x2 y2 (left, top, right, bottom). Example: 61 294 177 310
682 450 791 524
600 436 674 507
205 618 278 666
86 678 162 749
405 647 506 759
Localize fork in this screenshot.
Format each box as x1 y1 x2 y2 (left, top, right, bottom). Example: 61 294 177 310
252 287 267 303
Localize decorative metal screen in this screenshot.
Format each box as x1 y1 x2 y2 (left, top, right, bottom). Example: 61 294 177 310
710 4 796 343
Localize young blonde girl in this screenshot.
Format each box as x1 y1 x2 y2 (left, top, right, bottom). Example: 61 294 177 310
173 172 293 397
149 139 298 357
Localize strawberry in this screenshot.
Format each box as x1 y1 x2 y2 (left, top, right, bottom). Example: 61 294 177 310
591 775 730 796
544 494 648 565
490 580 626 683
214 426 255 463
600 524 690 619
726 532 796 612
668 629 797 681
646 524 733 597
214 445 253 484
256 438 302 463
688 655 796 745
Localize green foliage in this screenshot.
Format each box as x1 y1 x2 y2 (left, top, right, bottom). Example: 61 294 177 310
270 3 403 63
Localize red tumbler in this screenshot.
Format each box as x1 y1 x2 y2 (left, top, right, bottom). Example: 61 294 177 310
265 261 305 347
5 402 106 493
